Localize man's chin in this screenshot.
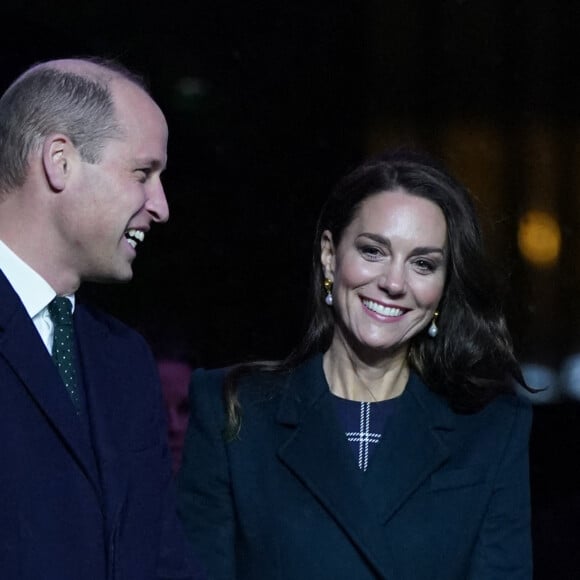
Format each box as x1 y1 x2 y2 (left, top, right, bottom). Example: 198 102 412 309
86 269 134 285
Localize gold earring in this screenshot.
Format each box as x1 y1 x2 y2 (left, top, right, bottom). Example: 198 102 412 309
323 278 333 306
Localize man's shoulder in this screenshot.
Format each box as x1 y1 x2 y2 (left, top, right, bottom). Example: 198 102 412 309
76 301 148 346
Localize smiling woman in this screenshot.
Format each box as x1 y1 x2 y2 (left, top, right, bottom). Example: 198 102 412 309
177 147 535 580
320 189 447 399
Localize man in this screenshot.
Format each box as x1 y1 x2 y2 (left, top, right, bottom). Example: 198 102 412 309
0 58 204 579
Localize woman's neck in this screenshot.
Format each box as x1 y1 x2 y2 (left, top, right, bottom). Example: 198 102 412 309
323 338 410 402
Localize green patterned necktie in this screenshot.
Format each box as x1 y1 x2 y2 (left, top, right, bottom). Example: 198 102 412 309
48 296 81 413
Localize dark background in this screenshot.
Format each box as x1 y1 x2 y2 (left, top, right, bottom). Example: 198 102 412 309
1 1 579 576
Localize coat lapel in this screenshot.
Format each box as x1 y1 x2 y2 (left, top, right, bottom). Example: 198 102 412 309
0 275 101 499
365 372 454 523
75 304 129 534
275 356 454 580
276 356 396 578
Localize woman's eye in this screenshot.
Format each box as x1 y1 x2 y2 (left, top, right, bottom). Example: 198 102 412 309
360 246 384 260
414 258 436 272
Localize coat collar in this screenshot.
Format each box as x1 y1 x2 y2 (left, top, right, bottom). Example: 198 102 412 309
276 353 456 579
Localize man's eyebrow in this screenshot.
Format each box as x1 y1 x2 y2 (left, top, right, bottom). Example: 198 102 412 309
135 157 166 170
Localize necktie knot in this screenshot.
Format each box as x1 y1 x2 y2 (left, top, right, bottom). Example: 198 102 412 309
48 296 73 326
48 296 72 325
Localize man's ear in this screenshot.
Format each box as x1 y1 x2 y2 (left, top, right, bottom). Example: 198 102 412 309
42 135 75 192
320 230 336 280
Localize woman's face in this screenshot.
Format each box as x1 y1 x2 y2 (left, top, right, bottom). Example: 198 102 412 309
321 188 448 359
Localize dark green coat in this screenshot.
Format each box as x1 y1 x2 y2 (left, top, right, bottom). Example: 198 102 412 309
178 354 532 580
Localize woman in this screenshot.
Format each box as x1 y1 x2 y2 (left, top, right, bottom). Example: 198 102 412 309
177 148 533 579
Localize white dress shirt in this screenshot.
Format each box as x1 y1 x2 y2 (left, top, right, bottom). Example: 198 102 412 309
0 240 75 354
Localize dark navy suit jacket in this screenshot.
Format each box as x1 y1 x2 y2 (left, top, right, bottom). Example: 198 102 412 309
0 271 204 579
178 354 533 579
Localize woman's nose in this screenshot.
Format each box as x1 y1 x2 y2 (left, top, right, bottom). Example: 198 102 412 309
378 264 406 295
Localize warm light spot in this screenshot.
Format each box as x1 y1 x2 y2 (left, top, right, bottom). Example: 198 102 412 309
517 210 561 267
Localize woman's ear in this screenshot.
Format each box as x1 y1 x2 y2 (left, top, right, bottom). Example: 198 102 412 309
320 230 336 280
42 134 74 192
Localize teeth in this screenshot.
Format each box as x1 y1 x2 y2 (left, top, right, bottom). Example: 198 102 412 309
362 299 403 317
125 228 145 247
127 229 145 242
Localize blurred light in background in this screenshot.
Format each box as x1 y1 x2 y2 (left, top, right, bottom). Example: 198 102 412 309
516 362 561 404
517 209 561 268
560 354 580 401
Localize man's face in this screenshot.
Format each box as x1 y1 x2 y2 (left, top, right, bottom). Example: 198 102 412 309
62 79 169 284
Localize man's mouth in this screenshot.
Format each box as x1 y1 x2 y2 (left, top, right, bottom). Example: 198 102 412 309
124 228 145 249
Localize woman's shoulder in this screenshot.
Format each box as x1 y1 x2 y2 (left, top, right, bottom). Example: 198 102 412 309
190 365 228 386
187 367 229 413
479 389 533 419
189 361 293 402
450 390 533 441
192 354 324 404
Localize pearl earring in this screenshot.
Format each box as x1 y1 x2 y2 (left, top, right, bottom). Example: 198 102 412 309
428 311 439 338
323 278 333 306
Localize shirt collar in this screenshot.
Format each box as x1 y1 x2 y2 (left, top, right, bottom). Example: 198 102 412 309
0 239 75 317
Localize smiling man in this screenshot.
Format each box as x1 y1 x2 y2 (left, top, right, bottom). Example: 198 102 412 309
0 57 204 579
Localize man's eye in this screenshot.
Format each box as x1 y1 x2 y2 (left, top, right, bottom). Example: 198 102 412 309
136 168 151 182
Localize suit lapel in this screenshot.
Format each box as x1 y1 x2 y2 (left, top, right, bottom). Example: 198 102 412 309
0 275 101 499
275 356 454 580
